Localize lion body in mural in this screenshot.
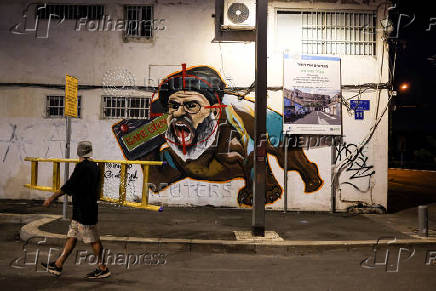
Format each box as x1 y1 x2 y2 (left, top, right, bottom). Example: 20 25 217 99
144 94 323 206
115 66 323 206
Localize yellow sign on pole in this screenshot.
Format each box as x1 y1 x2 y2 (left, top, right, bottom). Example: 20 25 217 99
65 75 78 117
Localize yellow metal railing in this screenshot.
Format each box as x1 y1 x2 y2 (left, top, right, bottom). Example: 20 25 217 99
24 157 163 212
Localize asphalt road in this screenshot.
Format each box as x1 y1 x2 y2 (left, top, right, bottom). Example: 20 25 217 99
388 168 436 213
1 169 435 290
2 223 436 291
294 111 341 125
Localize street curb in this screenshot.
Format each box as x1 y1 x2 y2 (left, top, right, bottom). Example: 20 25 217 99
0 213 53 224
10 213 436 254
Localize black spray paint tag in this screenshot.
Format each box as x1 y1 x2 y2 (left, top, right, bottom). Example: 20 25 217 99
112 114 168 160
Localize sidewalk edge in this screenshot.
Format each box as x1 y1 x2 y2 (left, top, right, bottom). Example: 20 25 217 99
9 213 436 253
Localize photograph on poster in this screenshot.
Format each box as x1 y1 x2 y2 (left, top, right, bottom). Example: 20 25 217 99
283 55 342 135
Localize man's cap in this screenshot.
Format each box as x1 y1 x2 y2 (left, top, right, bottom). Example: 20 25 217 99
77 141 93 158
158 66 226 109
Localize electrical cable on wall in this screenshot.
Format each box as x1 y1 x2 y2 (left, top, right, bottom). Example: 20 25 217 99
333 28 398 211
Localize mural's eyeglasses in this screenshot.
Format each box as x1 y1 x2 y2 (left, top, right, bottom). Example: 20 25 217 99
168 100 202 114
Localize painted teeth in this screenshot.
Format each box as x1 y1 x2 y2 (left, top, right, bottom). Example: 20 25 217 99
178 134 191 142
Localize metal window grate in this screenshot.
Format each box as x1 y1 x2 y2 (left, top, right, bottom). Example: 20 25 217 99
301 11 376 55
124 5 153 38
46 95 81 118
36 4 104 20
103 96 151 119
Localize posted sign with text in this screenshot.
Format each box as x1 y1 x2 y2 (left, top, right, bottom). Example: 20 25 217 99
65 75 78 118
283 55 342 135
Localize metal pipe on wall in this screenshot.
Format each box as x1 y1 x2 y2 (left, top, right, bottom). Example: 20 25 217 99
63 116 71 220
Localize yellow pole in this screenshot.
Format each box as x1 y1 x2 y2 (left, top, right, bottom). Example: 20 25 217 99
119 163 127 205
31 161 38 186
141 165 150 207
52 162 60 191
98 163 105 200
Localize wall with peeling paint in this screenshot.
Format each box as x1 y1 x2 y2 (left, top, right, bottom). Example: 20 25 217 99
0 0 389 211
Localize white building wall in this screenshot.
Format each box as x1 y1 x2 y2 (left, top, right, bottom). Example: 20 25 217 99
0 0 390 211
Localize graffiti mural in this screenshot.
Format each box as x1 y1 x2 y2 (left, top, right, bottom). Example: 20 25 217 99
112 65 323 206
335 142 375 192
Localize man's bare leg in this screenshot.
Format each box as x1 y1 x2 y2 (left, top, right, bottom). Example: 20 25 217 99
91 240 107 271
55 237 77 268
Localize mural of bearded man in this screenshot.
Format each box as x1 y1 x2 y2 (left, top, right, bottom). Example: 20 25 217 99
113 65 323 206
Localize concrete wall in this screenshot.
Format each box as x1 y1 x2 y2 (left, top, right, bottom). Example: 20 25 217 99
0 0 390 211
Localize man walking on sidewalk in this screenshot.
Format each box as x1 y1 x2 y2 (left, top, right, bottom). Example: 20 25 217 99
42 141 110 279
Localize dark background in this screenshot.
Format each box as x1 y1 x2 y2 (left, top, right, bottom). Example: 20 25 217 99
389 0 436 170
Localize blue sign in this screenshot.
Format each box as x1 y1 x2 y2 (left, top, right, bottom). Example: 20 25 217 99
355 110 364 120
350 100 370 111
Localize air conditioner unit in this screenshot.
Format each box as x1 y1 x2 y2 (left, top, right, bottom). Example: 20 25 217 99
222 0 255 31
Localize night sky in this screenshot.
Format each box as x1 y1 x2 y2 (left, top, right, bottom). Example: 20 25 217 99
391 0 436 133
389 0 436 168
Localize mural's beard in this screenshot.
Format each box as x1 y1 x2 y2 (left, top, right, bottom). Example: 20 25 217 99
165 113 218 161
168 116 195 146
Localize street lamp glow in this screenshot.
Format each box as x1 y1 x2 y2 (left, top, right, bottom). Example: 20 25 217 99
399 82 410 91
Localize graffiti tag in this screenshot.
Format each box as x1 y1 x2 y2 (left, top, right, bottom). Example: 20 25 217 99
336 142 375 180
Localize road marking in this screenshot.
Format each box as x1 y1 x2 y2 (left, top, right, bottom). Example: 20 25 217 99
320 111 333 119
317 115 329 125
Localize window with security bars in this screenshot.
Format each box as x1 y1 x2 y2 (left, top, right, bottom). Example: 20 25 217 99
301 11 376 55
102 96 151 119
124 5 154 39
36 4 104 20
46 95 82 118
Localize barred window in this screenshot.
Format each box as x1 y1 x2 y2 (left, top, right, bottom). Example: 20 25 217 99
46 95 82 118
36 4 104 20
102 96 151 119
124 5 153 39
301 11 376 55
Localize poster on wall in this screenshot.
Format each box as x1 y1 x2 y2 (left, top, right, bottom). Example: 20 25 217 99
283 55 342 135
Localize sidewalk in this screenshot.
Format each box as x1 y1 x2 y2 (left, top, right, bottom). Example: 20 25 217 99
1 199 436 254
